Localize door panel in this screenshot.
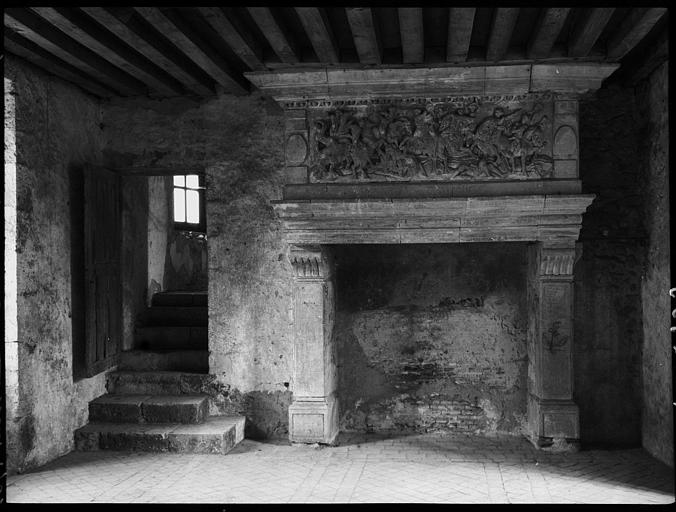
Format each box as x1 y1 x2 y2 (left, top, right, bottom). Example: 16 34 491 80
84 164 121 377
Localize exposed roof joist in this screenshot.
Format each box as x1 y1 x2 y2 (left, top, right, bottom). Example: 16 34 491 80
446 8 476 63
486 8 520 62
4 7 666 100
247 8 299 65
134 7 247 94
32 7 184 96
398 7 424 64
606 8 667 60
197 7 265 71
4 7 146 96
345 7 381 65
81 7 214 97
527 8 571 60
568 8 615 58
295 7 339 63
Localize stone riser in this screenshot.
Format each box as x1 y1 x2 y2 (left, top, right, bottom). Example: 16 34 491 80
134 326 207 351
75 416 245 455
89 394 209 424
118 350 208 373
152 292 207 307
107 371 207 395
137 306 207 327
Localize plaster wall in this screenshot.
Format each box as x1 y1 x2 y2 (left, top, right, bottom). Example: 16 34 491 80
103 94 293 437
333 243 528 434
4 56 108 473
636 61 672 467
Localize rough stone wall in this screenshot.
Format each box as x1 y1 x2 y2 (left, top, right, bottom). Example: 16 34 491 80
635 61 672 467
4 56 109 473
103 94 294 438
333 243 528 435
576 84 644 447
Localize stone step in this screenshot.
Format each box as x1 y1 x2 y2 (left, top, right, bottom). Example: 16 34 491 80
89 394 209 424
75 416 245 455
151 291 207 308
134 326 207 351
107 371 207 395
137 306 207 327
118 350 208 373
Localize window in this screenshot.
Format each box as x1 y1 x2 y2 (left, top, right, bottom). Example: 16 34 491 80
173 174 205 232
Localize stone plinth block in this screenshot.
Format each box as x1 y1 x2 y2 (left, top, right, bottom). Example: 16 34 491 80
289 398 338 444
528 396 579 442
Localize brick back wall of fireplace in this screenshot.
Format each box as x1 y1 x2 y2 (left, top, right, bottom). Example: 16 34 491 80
333 243 528 435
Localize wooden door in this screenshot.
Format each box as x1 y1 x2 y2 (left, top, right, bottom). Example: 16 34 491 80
84 164 121 377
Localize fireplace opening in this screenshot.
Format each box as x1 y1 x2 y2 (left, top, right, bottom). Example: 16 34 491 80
332 242 529 436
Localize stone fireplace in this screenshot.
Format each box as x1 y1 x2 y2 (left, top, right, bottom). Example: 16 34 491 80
247 63 616 448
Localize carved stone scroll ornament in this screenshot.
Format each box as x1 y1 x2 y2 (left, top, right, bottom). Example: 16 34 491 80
308 98 554 182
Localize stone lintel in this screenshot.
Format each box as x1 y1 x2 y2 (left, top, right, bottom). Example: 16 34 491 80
275 194 594 246
245 63 619 107
289 397 339 445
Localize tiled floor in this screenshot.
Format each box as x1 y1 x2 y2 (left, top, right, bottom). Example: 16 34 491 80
7 432 675 504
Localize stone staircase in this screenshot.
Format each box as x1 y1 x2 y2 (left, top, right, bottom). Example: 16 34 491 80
75 291 245 455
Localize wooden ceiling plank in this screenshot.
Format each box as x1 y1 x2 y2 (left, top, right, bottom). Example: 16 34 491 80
398 7 424 64
134 7 247 94
295 7 339 63
606 7 668 60
486 8 520 62
82 7 213 97
4 31 117 97
32 7 182 96
446 7 476 62
4 8 145 96
197 7 265 71
346 7 381 65
527 8 571 60
568 8 615 58
247 7 299 64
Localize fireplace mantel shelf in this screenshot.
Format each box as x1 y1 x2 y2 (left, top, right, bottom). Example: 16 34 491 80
273 192 594 246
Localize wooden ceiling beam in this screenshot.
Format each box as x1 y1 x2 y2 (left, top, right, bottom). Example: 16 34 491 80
527 8 571 60
4 30 117 98
398 7 424 64
4 8 146 96
568 8 615 58
32 7 183 96
197 7 265 71
446 7 476 63
247 7 299 64
346 7 381 65
295 7 339 63
134 7 247 94
486 8 520 62
82 7 213 97
606 7 667 61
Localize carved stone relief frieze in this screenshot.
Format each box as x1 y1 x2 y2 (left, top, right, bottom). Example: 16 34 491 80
307 96 555 182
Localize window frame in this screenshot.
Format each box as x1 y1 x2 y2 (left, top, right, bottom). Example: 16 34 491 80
172 173 206 233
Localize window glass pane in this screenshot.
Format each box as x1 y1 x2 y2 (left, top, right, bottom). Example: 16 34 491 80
186 190 199 223
174 188 185 222
173 175 185 187
186 174 199 189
